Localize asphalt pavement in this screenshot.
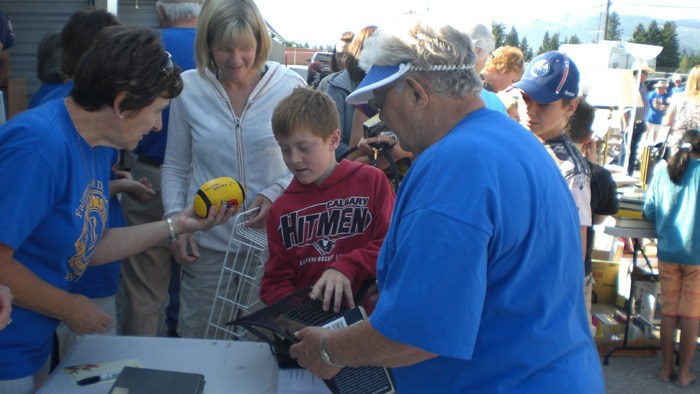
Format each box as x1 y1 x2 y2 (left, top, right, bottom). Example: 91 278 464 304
604 350 700 393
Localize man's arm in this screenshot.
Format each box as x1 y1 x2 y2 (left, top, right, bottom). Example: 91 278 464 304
290 321 436 379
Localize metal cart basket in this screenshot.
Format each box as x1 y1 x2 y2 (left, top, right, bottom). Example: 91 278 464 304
205 208 268 341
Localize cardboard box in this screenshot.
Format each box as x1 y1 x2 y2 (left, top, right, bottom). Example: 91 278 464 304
634 281 662 325
592 260 620 304
591 230 623 263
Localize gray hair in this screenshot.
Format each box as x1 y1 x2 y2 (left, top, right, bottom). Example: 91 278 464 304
470 23 495 54
359 19 482 98
156 1 202 24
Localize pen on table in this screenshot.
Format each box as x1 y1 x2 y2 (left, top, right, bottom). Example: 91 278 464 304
77 371 120 386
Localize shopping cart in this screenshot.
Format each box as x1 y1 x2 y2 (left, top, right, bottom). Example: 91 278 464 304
205 208 268 341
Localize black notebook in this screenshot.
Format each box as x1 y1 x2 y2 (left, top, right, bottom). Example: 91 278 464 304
108 366 205 394
228 287 395 394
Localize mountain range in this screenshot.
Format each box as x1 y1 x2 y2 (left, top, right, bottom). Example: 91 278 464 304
512 14 699 55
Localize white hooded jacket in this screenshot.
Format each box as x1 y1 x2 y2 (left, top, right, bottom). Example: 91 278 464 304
162 62 305 251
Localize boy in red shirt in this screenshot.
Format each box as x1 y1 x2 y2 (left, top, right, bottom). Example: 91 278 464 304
260 88 395 313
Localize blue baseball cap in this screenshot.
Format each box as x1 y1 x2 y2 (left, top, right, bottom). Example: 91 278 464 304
346 63 413 105
513 51 579 104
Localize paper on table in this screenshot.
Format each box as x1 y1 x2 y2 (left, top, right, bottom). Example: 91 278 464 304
64 359 143 385
277 368 330 394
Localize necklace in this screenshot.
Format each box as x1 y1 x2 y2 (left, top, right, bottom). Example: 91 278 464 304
65 99 95 184
75 130 94 183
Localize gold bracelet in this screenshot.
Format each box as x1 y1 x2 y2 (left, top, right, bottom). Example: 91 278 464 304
166 217 178 243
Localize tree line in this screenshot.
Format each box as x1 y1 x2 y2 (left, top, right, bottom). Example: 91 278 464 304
491 12 698 73
283 12 698 73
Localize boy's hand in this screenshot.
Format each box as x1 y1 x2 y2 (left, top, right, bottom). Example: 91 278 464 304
310 269 354 313
124 178 156 200
245 195 272 228
113 170 156 200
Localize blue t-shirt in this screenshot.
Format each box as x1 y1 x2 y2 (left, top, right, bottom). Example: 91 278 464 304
134 27 196 163
644 159 700 265
480 89 507 114
645 90 671 125
671 86 685 96
71 156 124 298
369 108 603 392
28 82 64 109
37 81 73 106
0 100 113 379
39 81 124 299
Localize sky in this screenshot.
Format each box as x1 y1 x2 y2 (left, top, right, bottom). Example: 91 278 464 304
253 0 699 47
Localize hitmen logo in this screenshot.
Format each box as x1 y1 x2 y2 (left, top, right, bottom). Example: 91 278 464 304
278 197 372 257
66 180 108 281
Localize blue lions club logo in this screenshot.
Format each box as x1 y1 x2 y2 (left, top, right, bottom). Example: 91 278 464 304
531 60 550 77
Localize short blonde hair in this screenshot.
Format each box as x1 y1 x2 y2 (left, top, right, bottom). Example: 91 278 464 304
272 87 340 140
195 0 271 74
483 46 524 78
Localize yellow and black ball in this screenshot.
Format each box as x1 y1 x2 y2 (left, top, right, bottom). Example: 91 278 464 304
193 177 245 218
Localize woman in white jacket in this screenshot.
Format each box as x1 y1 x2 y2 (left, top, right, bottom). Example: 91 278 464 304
161 0 305 338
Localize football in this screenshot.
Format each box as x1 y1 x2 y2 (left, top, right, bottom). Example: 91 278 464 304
193 177 245 218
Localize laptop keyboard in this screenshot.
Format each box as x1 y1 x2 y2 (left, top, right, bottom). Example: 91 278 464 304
332 366 394 394
285 299 344 326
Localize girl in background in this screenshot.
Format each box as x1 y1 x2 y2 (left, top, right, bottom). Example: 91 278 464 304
644 129 700 388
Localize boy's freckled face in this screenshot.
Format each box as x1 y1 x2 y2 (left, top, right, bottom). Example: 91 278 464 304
277 128 339 185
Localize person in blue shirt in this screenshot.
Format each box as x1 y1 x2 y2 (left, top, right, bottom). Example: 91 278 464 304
646 80 671 144
469 23 507 114
37 9 149 361
289 19 603 393
644 129 700 388
120 0 202 338
28 31 67 109
0 26 235 392
37 9 122 107
670 73 685 96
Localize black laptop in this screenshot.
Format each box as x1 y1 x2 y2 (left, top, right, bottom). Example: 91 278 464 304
227 287 395 394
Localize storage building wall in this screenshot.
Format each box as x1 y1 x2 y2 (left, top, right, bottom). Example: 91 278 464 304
5 0 285 106
2 0 88 102
118 0 159 29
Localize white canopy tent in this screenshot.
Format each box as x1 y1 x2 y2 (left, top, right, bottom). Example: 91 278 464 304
560 41 663 171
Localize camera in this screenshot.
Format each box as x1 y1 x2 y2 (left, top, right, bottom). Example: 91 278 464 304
363 114 399 147
363 114 388 139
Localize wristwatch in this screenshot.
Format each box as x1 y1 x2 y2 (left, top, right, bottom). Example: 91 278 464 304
320 332 344 368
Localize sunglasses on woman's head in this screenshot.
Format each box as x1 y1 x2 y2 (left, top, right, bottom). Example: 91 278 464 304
159 51 174 78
